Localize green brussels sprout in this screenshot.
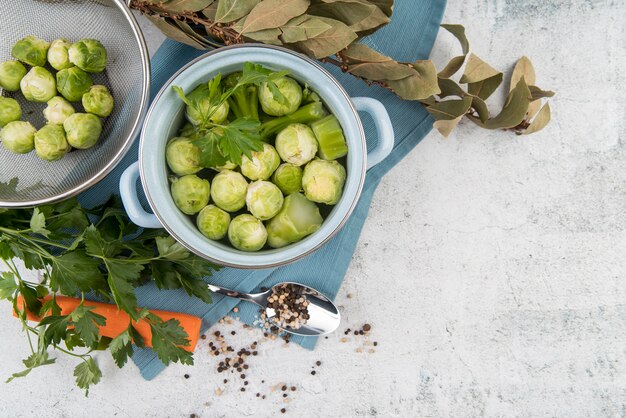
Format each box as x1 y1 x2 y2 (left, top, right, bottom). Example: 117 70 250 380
166 137 201 176
210 170 248 212
259 76 302 116
0 97 21 127
185 84 229 126
20 67 56 103
246 180 284 221
170 174 210 215
47 39 73 71
240 143 280 181
68 39 107 73
0 61 27 92
56 67 93 102
275 123 318 166
34 124 70 161
228 214 267 252
302 159 346 205
1 121 36 154
196 204 231 240
43 96 75 125
266 193 323 248
11 36 49 67
211 160 237 172
82 85 114 117
63 113 102 149
272 163 303 195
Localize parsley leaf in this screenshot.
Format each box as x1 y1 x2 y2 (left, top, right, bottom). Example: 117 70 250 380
73 357 102 396
70 303 106 348
148 314 193 366
0 271 18 300
218 119 264 165
192 130 230 168
49 250 106 295
105 260 143 320
84 225 122 258
39 315 70 346
109 328 134 368
29 208 50 237
6 350 55 383
155 236 189 261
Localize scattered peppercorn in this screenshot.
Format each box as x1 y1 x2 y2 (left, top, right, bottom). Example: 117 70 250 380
363 324 372 332
316 361 321 366
311 371 316 375
291 386 296 391
281 408 286 413
184 374 190 379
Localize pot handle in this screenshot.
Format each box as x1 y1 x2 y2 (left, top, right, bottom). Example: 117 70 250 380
119 161 163 229
351 97 394 170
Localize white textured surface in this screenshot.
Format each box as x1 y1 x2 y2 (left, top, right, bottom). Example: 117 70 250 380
2 2 626 417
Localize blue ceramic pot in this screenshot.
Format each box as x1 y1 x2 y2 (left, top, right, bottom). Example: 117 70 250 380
120 45 394 268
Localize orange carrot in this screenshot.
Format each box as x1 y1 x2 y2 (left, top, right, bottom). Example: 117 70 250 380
15 295 202 352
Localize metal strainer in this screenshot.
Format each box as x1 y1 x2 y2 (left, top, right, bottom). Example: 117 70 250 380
0 0 149 208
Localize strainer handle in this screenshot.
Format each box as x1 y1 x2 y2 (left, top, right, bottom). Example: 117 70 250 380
119 162 163 229
351 97 395 170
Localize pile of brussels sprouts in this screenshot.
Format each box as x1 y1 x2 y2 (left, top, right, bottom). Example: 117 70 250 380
166 65 349 252
0 35 114 161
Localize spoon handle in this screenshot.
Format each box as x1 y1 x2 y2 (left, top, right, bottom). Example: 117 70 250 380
207 284 266 307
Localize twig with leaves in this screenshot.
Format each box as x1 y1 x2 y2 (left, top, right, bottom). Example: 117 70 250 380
130 0 554 137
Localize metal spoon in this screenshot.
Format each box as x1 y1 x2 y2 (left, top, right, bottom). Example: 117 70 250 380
207 282 340 336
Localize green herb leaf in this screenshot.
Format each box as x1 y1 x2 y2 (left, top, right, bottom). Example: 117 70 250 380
84 225 122 258
49 250 106 295
6 350 55 383
29 208 50 238
73 357 102 396
105 260 143 319
70 302 106 348
218 119 265 165
39 315 70 346
0 271 18 300
192 131 230 168
109 328 134 368
19 281 41 316
148 315 194 366
156 236 190 261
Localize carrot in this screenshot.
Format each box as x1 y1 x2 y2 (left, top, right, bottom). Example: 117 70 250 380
15 295 202 352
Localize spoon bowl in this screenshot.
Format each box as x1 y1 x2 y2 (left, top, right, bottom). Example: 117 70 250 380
207 281 340 336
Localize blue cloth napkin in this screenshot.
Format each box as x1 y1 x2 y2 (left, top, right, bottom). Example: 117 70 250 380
78 0 446 380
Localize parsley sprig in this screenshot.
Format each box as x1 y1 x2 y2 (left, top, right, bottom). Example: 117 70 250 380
0 197 217 395
173 62 289 167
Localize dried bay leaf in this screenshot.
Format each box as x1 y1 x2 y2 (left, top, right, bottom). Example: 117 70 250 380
240 0 310 34
280 15 332 43
342 43 391 63
160 0 215 13
467 72 503 100
202 2 218 19
295 17 357 58
461 54 503 100
309 1 375 27
244 27 283 44
510 56 535 91
437 78 489 123
470 77 531 129
368 0 393 16
426 96 472 120
528 85 555 100
523 102 550 135
434 116 464 137
385 60 440 100
441 24 469 55
145 14 207 49
437 55 465 79
175 20 214 46
348 62 415 80
215 0 261 23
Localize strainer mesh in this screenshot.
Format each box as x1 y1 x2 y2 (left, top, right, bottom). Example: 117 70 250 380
0 0 147 206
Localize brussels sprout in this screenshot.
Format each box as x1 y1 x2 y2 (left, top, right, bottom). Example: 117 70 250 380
196 204 231 240
20 67 56 103
47 39 73 71
43 96 75 125
11 36 49 67
68 39 107 73
56 67 93 102
170 174 210 215
246 181 284 221
266 193 323 248
185 84 229 126
228 214 267 252
34 124 70 161
259 76 302 116
272 163 303 195
63 113 102 149
275 123 318 166
0 97 21 127
302 159 346 205
82 85 114 117
0 61 27 92
240 143 280 181
166 137 201 176
210 170 248 212
212 160 237 172
1 121 36 154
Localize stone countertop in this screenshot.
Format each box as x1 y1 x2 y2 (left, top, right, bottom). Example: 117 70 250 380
1 1 625 416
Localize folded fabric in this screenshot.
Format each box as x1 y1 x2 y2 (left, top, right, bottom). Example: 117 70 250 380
78 0 446 380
